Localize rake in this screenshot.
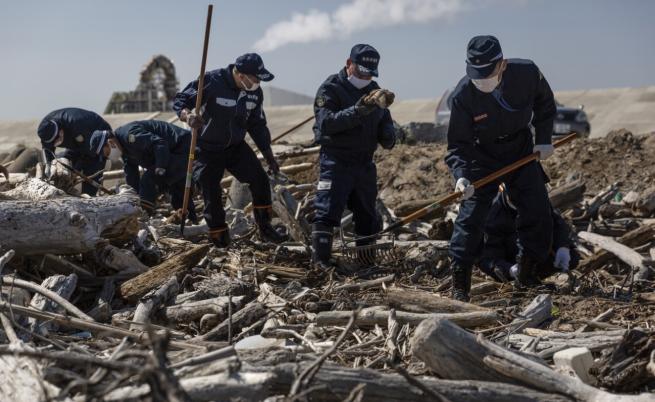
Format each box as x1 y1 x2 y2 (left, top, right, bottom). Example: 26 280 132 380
338 132 578 266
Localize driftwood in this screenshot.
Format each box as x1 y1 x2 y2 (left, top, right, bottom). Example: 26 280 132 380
252 362 571 402
549 179 586 210
578 231 652 281
505 294 553 334
95 243 149 273
578 222 655 273
633 186 655 216
130 277 179 331
196 301 268 342
0 300 205 350
271 185 309 243
0 188 141 255
0 178 67 201
316 308 499 328
509 328 627 358
385 287 488 313
27 274 78 335
335 274 395 292
87 279 115 321
164 296 246 324
118 244 209 303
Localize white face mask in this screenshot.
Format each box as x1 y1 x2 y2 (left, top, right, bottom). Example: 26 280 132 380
54 131 64 147
348 74 372 90
472 75 500 93
108 144 122 161
241 75 260 92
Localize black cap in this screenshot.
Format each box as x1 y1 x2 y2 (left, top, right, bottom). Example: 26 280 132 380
350 44 380 77
89 130 110 155
38 119 59 144
235 53 274 82
466 35 503 79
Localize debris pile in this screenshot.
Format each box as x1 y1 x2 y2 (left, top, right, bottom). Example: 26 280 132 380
0 130 654 401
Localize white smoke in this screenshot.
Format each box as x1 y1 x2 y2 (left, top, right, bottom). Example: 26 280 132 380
254 0 468 52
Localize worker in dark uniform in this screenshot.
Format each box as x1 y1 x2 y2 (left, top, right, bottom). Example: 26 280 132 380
89 120 197 221
311 44 397 270
479 183 579 282
445 35 557 301
37 107 111 196
173 53 288 248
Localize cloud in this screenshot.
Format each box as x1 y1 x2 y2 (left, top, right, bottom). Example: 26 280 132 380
253 0 468 52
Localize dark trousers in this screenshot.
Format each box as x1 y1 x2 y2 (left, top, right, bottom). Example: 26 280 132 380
313 151 380 242
449 160 553 266
194 141 271 229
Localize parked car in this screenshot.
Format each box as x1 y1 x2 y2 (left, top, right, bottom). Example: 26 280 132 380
434 89 591 138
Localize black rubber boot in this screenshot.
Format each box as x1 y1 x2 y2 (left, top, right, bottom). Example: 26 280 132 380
451 263 472 302
312 223 333 271
208 226 231 248
515 254 542 288
253 207 289 244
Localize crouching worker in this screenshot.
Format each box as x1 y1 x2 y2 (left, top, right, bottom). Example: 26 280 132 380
89 120 197 222
38 107 111 196
479 183 580 282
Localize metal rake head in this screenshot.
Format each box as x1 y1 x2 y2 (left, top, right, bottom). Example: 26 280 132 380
337 228 403 267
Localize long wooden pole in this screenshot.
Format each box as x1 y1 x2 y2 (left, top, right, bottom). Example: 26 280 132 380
271 115 315 144
357 132 578 242
180 4 213 234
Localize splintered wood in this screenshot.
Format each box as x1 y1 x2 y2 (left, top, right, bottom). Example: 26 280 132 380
0 139 654 401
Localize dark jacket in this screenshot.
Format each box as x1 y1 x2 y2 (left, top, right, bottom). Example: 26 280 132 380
445 59 556 181
313 68 395 161
114 120 191 189
38 107 111 163
173 65 271 153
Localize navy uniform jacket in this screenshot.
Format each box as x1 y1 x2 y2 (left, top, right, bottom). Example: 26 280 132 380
173 65 271 153
38 108 111 163
445 59 556 181
114 120 191 190
313 68 395 161
482 192 574 263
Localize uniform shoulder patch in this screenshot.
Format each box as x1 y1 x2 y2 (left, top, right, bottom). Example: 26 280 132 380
75 135 84 143
128 134 136 143
315 95 326 108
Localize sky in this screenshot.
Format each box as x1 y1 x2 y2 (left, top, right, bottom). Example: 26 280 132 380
0 0 653 120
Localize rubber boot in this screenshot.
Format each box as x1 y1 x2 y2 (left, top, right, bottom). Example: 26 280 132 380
451 262 472 302
208 225 231 248
253 206 289 244
515 254 542 288
312 223 333 271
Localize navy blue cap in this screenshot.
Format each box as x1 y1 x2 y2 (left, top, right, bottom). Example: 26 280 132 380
89 130 110 155
235 53 274 82
38 119 59 144
350 44 380 77
466 35 503 79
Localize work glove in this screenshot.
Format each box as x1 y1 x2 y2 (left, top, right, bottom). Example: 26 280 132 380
184 110 204 129
365 89 395 109
533 144 554 160
154 167 167 187
262 148 280 174
553 246 571 272
354 95 377 116
455 177 474 200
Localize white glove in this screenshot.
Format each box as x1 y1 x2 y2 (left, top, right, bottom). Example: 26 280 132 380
534 144 554 160
155 168 166 176
553 247 571 272
509 263 519 279
455 177 475 200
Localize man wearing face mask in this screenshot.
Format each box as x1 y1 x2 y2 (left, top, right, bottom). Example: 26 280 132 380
89 121 197 221
173 53 288 248
445 35 557 301
37 107 111 196
311 44 397 271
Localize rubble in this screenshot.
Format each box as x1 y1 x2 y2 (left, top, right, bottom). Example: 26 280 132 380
0 129 654 401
